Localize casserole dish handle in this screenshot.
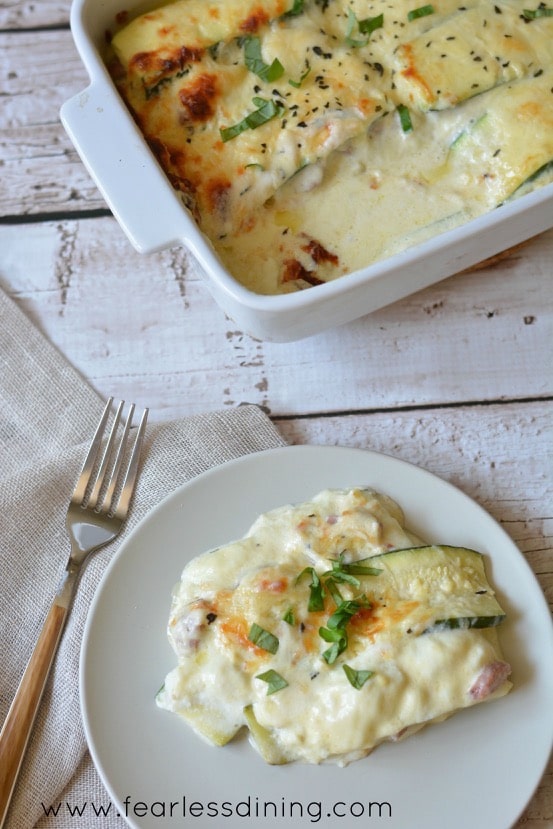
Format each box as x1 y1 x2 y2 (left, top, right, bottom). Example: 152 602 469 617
60 83 187 254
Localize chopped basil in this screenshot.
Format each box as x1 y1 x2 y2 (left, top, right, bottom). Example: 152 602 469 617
397 104 413 132
318 595 370 663
248 622 279 653
325 554 382 586
327 569 360 588
346 9 384 46
325 577 344 606
407 4 435 20
256 669 289 694
283 607 296 625
283 0 305 16
295 557 379 664
243 37 285 82
220 98 285 142
289 64 311 88
319 626 348 664
310 554 382 612
337 558 383 576
144 75 174 100
297 567 325 611
343 665 374 689
326 595 370 629
522 5 553 15
358 12 384 35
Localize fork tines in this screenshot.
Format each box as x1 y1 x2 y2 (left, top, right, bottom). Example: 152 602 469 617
73 398 148 519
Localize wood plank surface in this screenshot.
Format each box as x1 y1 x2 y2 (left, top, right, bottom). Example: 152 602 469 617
0 1 69 29
1 218 551 418
0 30 100 218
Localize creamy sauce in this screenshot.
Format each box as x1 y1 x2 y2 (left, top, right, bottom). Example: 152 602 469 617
109 0 553 294
215 105 473 292
157 488 511 765
214 74 553 293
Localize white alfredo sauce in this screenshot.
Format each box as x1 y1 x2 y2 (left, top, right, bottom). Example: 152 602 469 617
157 488 511 765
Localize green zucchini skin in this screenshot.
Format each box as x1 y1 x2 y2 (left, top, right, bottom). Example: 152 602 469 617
367 544 506 632
430 615 504 631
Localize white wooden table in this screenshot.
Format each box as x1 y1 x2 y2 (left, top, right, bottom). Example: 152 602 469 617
1 1 551 825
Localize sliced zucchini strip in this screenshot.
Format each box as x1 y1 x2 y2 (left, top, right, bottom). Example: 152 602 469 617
368 544 506 632
393 2 553 111
429 70 553 207
176 704 241 747
244 705 290 765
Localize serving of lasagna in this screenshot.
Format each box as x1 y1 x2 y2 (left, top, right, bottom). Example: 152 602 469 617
106 0 553 293
156 488 512 765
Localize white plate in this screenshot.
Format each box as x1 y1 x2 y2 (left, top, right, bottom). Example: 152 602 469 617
81 445 553 829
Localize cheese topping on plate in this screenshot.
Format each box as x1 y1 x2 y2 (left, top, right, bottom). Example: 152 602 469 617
156 488 512 765
107 0 553 293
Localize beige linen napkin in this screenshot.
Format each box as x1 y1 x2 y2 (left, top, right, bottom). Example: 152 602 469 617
0 290 286 828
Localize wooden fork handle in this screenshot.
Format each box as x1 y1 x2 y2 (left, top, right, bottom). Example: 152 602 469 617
0 600 67 829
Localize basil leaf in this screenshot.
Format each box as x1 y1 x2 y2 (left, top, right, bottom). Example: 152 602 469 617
346 10 383 46
335 556 383 576
345 8 369 47
244 37 285 82
256 669 289 694
343 664 374 689
283 607 295 625
358 13 384 34
323 642 341 664
325 577 344 606
407 4 435 20
326 595 370 629
297 567 325 611
397 104 413 132
522 6 553 16
327 553 381 579
319 626 347 643
328 570 360 587
248 622 279 653
220 118 251 142
220 98 285 142
289 64 311 88
323 556 361 590
319 626 348 663
245 98 282 130
283 0 305 16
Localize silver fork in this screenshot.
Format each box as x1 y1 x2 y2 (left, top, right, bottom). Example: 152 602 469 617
0 397 148 828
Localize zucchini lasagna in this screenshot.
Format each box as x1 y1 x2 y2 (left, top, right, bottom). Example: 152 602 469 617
107 0 553 292
156 488 512 765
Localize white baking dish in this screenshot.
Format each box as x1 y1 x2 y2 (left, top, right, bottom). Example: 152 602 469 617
61 0 553 342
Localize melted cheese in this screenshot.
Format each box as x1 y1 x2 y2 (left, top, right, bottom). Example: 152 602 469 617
108 0 553 293
157 488 511 765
